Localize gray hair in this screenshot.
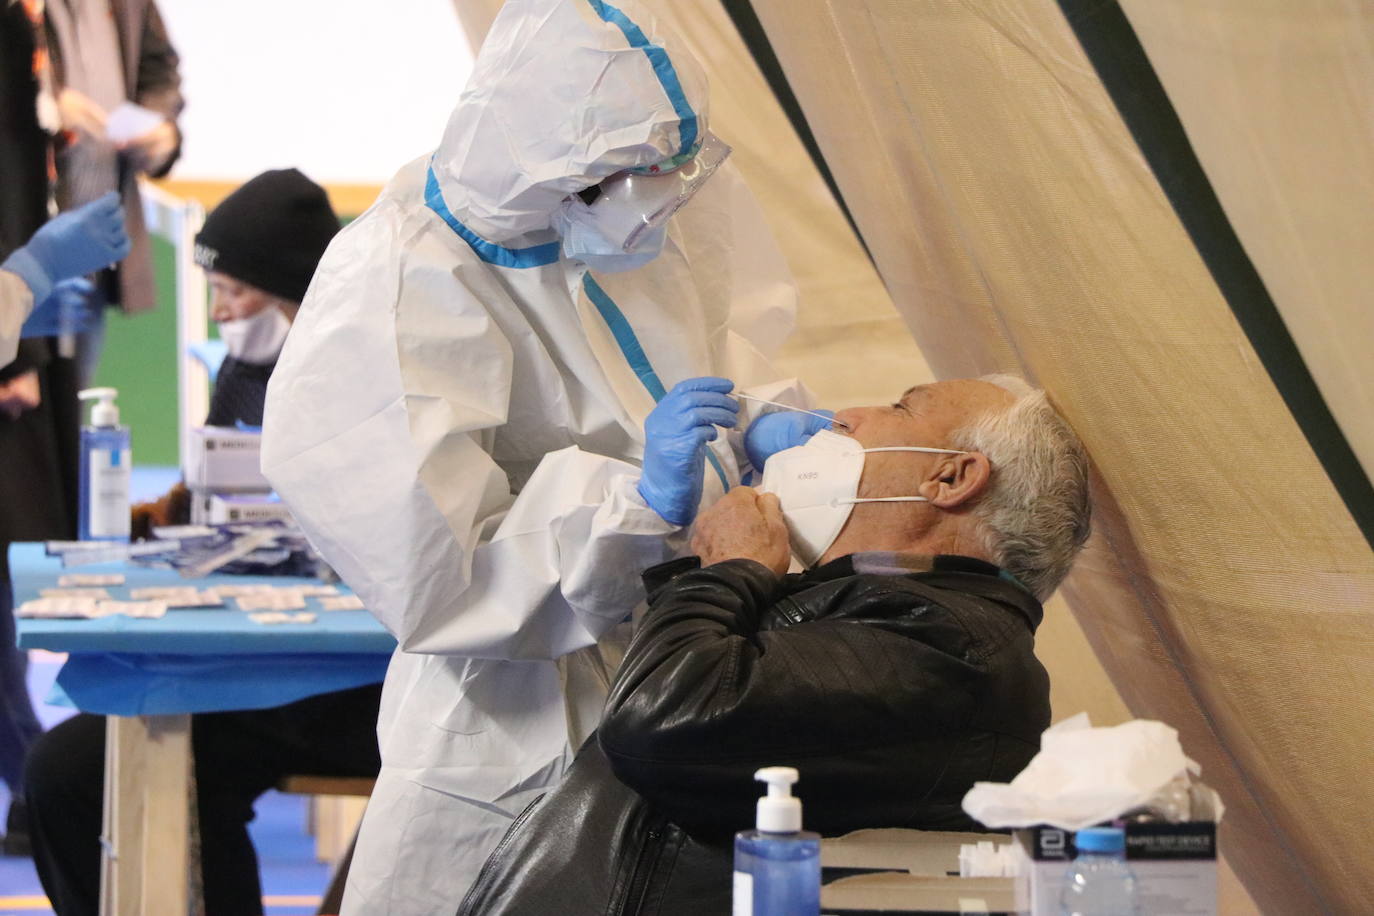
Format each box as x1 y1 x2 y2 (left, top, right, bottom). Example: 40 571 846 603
949 375 1091 599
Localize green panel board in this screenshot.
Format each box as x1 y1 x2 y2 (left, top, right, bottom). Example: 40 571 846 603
91 235 185 467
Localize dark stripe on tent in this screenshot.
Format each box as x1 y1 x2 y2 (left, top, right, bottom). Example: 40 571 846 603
717 0 866 250
1057 0 1374 551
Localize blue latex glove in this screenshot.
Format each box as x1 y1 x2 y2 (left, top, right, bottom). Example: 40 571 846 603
744 408 835 471
2 192 130 306
638 376 739 526
20 278 99 339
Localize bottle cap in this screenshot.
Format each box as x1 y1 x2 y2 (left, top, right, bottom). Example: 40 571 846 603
78 387 120 427
754 767 801 833
1075 827 1126 854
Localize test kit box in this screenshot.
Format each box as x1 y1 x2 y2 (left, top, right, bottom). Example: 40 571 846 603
820 829 1015 914
1014 824 1216 915
206 493 291 525
184 426 267 492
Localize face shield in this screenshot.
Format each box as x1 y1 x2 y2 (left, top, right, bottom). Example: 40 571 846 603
556 132 732 269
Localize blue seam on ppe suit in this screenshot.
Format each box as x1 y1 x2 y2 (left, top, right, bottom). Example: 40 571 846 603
583 275 730 493
584 0 699 155
424 165 563 269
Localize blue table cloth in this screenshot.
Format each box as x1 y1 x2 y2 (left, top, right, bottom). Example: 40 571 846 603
9 543 395 716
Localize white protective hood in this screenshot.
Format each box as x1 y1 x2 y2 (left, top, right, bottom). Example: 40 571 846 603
432 0 710 243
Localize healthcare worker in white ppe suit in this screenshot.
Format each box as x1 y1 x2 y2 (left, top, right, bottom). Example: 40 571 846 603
261 0 829 912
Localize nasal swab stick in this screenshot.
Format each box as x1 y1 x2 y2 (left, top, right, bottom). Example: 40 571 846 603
735 394 850 430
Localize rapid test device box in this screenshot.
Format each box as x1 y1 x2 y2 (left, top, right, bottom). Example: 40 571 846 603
1015 822 1216 915
184 426 268 492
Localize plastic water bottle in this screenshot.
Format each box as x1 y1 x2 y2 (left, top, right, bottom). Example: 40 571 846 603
1060 827 1141 916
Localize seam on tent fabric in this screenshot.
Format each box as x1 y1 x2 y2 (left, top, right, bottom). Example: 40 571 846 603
1055 0 1374 553
581 274 730 494
716 0 868 255
1056 1 1345 908
423 164 562 269
584 0 698 156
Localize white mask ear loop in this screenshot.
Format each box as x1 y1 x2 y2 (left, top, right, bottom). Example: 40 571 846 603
830 446 969 506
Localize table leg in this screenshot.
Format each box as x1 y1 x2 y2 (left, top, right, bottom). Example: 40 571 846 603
100 713 193 916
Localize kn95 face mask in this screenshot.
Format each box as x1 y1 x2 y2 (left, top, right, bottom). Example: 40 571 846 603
759 429 967 566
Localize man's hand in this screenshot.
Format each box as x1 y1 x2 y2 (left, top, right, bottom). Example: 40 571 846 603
121 120 177 174
0 370 42 421
691 486 791 577
58 88 108 139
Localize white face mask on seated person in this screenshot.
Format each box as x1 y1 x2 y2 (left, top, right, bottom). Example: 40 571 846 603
554 131 731 273
218 305 291 365
759 429 968 567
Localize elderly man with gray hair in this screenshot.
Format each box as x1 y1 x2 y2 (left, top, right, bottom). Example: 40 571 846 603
458 376 1091 915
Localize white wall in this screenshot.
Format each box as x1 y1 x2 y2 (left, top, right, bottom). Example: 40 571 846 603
157 0 472 184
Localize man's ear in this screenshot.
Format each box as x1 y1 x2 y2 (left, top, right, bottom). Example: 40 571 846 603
921 452 992 509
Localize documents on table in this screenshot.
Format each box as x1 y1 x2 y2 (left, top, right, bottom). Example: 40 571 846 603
129 586 225 607
18 597 169 619
21 572 359 621
248 612 318 625
58 573 126 587
41 587 111 599
236 591 307 611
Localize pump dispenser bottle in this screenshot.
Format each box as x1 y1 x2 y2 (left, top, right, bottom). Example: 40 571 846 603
78 387 131 541
732 767 820 916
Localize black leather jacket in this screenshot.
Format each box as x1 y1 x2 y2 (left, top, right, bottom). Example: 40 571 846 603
459 553 1050 915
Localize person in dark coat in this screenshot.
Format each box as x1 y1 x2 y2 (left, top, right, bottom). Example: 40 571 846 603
1 0 76 856
44 0 184 385
459 378 1093 915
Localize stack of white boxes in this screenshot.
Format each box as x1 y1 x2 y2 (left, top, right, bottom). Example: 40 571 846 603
183 426 293 525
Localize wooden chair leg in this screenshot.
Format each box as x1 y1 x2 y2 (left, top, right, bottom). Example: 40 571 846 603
317 823 360 916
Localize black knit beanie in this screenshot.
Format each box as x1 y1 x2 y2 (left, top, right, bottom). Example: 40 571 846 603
193 168 340 303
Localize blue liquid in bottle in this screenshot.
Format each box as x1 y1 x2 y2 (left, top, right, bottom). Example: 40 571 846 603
78 388 131 541
733 767 821 916
733 829 820 916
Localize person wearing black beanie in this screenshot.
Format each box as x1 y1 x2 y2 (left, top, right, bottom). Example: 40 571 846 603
25 171 380 916
192 168 339 428
193 167 340 307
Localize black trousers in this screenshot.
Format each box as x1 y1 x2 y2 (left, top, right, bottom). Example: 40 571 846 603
24 682 383 916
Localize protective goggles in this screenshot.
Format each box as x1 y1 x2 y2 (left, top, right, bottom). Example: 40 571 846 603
577 131 732 253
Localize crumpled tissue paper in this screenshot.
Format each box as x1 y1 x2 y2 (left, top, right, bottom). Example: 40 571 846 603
961 713 1223 830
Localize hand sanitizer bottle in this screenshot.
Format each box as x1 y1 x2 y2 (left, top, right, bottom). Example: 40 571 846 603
78 387 131 541
733 767 820 916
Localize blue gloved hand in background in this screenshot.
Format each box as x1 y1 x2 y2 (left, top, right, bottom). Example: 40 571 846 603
21 278 99 339
2 192 130 307
744 408 835 472
638 376 738 526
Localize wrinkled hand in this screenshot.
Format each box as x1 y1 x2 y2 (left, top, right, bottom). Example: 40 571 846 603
58 88 108 139
743 408 834 472
21 278 99 339
2 193 130 306
121 119 177 174
637 376 738 526
691 486 791 577
0 370 42 421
